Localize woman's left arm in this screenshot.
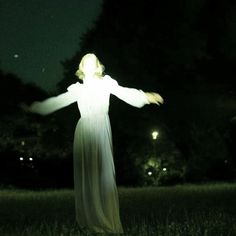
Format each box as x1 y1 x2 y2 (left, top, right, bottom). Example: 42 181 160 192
106 75 164 108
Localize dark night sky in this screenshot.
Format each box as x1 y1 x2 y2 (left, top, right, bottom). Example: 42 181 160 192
0 0 103 92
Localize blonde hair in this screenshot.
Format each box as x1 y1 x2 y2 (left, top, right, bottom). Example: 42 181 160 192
76 53 105 80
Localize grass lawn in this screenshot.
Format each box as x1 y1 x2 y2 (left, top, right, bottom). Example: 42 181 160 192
0 182 236 235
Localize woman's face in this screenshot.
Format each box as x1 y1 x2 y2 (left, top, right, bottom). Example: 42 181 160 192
82 56 97 76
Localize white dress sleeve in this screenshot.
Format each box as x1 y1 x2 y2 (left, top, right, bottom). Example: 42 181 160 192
29 83 80 115
105 75 150 108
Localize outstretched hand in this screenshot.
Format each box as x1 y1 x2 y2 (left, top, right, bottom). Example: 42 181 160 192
145 92 164 106
19 102 31 113
18 102 39 113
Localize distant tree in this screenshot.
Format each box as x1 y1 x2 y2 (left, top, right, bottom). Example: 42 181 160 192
0 70 73 161
56 0 236 185
0 70 76 187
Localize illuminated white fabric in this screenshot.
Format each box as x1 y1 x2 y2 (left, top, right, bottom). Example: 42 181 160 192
30 75 149 233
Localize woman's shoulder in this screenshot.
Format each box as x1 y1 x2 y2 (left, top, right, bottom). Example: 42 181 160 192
103 74 118 86
67 81 82 93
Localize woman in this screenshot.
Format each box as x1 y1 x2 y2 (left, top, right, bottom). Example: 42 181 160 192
23 53 164 234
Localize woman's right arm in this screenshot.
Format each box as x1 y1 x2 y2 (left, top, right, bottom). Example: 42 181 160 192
23 83 80 116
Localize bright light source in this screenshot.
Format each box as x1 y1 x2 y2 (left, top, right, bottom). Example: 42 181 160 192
147 158 159 168
163 168 167 171
21 141 25 146
152 131 159 140
19 157 24 161
148 171 152 176
29 157 33 161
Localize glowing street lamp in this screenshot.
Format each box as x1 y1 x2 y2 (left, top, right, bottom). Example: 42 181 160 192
151 130 159 158
152 131 159 140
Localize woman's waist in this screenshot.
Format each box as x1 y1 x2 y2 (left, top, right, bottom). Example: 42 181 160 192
79 112 109 119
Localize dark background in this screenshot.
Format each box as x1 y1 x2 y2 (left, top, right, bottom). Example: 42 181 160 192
1 0 236 188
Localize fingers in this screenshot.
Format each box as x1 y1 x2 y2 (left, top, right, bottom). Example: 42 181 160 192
153 94 164 105
145 92 164 105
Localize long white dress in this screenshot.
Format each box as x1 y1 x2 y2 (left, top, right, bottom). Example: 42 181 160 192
30 75 149 234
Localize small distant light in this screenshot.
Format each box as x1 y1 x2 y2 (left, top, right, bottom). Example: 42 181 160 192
224 160 228 164
152 131 159 140
19 157 24 161
163 168 167 171
21 141 25 146
29 157 33 161
148 171 152 176
14 54 19 58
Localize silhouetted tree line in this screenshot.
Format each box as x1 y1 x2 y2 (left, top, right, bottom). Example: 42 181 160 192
57 0 236 185
1 0 236 188
0 70 74 188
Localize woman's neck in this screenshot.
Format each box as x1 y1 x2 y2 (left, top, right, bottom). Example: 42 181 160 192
84 74 102 81
83 75 100 85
